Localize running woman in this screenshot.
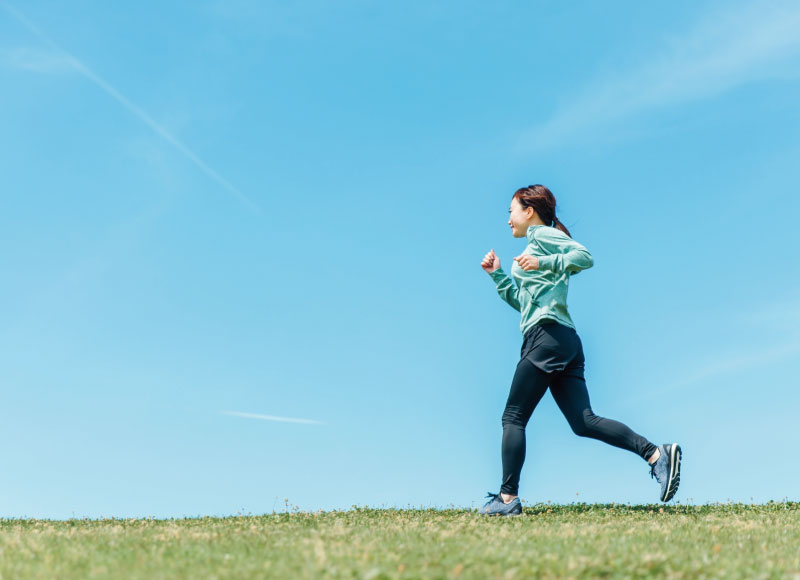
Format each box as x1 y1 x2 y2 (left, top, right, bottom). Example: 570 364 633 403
478 185 681 516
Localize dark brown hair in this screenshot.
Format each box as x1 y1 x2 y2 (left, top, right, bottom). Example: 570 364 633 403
512 184 571 238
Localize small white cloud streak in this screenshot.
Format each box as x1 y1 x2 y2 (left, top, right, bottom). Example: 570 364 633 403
622 341 800 405
221 410 326 425
668 342 800 390
1 2 260 213
520 0 800 151
616 291 800 405
648 296 800 396
739 297 800 330
0 46 74 73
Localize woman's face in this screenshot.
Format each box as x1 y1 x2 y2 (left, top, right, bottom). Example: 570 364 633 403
508 197 535 238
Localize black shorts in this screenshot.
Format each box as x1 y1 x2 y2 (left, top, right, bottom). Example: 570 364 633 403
520 321 585 376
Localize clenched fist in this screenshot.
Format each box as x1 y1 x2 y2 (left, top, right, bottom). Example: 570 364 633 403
513 254 539 271
481 249 500 273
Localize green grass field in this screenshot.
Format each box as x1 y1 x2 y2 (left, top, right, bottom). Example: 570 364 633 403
2 502 798 579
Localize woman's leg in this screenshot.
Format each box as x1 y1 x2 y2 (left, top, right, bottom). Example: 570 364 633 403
549 369 658 461
500 359 551 495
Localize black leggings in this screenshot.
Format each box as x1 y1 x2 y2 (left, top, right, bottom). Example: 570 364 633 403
500 322 657 495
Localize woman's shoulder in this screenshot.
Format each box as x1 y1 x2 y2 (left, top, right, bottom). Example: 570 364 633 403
526 225 569 243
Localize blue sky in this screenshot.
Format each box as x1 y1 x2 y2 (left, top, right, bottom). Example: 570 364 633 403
1 0 799 518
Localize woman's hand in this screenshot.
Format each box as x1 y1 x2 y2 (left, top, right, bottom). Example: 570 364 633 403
481 249 500 273
514 254 539 271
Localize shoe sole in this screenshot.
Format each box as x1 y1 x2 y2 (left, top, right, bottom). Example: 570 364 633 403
662 443 682 502
479 503 523 517
485 510 522 517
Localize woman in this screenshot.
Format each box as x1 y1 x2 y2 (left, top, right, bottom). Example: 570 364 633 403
479 185 681 516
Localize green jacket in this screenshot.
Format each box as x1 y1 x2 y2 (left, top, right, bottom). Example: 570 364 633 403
488 225 594 334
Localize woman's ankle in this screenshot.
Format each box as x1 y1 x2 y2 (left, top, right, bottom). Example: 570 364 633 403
500 493 517 504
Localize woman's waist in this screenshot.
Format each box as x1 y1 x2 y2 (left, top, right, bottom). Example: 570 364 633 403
522 315 575 339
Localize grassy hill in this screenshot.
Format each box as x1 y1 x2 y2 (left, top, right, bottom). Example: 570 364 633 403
2 502 798 578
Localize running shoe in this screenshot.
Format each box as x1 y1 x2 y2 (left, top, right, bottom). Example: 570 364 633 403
478 492 522 516
650 443 682 502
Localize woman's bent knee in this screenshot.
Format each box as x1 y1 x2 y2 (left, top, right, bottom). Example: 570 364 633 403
570 409 597 437
502 406 526 428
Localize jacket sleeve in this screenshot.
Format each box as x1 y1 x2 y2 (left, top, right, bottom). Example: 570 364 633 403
488 268 521 312
532 228 594 275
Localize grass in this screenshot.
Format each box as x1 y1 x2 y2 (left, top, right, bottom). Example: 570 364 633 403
1 502 798 579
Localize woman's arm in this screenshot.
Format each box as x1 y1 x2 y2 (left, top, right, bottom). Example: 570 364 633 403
531 227 594 275
488 268 522 312
481 249 521 311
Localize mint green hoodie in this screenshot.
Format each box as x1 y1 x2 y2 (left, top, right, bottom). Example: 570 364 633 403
488 225 594 335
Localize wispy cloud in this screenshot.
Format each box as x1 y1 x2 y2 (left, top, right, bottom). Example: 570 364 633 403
644 295 800 397
0 2 260 212
618 340 800 406
520 0 800 151
667 341 800 391
221 410 326 425
739 296 800 332
0 46 74 73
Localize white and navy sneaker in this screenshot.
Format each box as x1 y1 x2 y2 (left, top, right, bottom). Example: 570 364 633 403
650 443 682 502
479 492 522 516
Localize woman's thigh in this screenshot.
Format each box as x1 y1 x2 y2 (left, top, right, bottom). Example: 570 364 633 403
549 370 592 428
502 359 551 427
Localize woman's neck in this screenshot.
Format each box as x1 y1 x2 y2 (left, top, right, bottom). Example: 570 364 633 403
528 215 546 227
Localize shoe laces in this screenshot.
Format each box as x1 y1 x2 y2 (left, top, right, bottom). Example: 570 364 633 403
650 455 665 483
485 492 501 501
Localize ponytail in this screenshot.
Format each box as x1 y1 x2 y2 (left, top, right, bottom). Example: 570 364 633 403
551 215 571 238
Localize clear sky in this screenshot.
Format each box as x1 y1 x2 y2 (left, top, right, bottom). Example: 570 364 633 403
2 0 799 519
